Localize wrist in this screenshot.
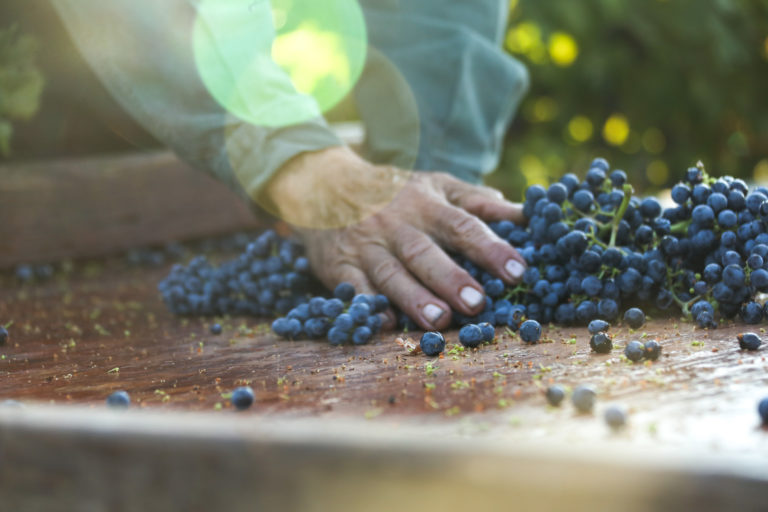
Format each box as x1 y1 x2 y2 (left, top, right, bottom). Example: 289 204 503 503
262 145 409 229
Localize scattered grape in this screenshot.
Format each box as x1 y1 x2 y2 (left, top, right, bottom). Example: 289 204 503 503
231 386 255 410
623 308 646 329
519 320 542 343
737 332 762 351
589 332 613 354
420 332 446 357
572 385 596 413
106 390 130 409
546 385 565 407
624 341 646 362
604 404 628 430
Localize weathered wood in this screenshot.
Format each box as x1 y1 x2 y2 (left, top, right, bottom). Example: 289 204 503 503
1 405 766 512
0 255 767 452
0 151 261 268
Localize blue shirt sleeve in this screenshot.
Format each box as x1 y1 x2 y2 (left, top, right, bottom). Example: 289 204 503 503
51 0 343 205
52 0 528 200
357 0 529 184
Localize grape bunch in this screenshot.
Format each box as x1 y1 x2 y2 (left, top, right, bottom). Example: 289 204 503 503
160 157 768 347
158 230 318 317
406 158 768 331
271 282 389 345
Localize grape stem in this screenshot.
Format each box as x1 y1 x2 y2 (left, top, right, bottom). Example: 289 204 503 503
609 184 634 247
670 220 690 235
503 285 528 301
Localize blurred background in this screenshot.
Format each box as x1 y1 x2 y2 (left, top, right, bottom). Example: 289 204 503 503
491 0 768 198
1 0 768 200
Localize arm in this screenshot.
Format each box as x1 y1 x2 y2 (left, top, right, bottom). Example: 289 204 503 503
54 0 528 329
50 0 342 205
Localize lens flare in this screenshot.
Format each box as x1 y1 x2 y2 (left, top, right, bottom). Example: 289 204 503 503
193 0 367 127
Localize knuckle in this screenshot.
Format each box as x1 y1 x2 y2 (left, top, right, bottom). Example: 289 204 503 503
448 214 482 241
371 259 401 288
399 237 433 266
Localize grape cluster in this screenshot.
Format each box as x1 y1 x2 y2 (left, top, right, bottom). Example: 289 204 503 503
160 157 768 349
158 230 318 317
398 158 768 332
271 283 389 345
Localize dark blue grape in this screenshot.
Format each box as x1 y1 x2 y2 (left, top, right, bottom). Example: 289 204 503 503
623 308 645 328
459 324 484 348
737 332 762 351
420 332 446 356
624 341 645 362
106 391 131 409
519 320 542 343
590 332 613 354
231 386 255 410
546 385 565 406
334 282 356 301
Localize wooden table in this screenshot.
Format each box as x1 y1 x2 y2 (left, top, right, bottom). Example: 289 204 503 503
1 254 767 510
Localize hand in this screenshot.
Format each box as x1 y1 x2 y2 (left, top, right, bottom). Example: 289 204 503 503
262 146 526 330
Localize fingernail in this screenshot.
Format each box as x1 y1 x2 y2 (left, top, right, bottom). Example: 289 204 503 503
505 259 525 280
422 304 445 324
460 287 484 309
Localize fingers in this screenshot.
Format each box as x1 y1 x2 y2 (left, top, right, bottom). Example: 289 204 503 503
428 204 526 284
457 193 525 223
359 244 452 331
389 226 486 316
442 175 526 224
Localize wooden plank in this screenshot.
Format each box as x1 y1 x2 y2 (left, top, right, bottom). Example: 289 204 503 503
1 251 767 509
0 151 261 268
0 405 766 512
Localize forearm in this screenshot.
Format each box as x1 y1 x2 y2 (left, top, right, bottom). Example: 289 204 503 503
51 0 342 205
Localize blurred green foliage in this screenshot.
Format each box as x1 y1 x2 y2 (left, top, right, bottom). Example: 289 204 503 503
490 0 768 199
0 25 45 157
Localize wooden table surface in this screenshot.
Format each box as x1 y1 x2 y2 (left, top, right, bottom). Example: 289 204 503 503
1 251 768 511
1 251 767 448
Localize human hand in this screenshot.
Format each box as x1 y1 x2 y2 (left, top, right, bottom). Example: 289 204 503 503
262 146 526 330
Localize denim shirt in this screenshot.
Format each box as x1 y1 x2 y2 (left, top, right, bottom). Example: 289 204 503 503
51 0 528 204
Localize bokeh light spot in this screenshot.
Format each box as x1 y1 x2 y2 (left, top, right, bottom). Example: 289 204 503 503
506 22 543 55
272 22 351 102
520 154 549 187
603 114 630 146
193 0 367 127
568 115 593 142
754 159 768 183
548 32 578 67
642 128 666 154
646 160 669 186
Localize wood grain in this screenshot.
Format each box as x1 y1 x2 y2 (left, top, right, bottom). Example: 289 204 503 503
0 151 261 268
1 253 768 509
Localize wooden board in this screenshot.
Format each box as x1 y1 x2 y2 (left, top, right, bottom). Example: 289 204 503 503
1 405 766 512
0 151 261 268
1 254 768 509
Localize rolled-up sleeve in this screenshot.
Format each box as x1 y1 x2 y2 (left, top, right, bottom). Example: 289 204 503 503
357 0 529 183
51 0 342 204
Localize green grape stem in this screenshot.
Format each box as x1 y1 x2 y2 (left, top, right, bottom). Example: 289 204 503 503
609 184 634 247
